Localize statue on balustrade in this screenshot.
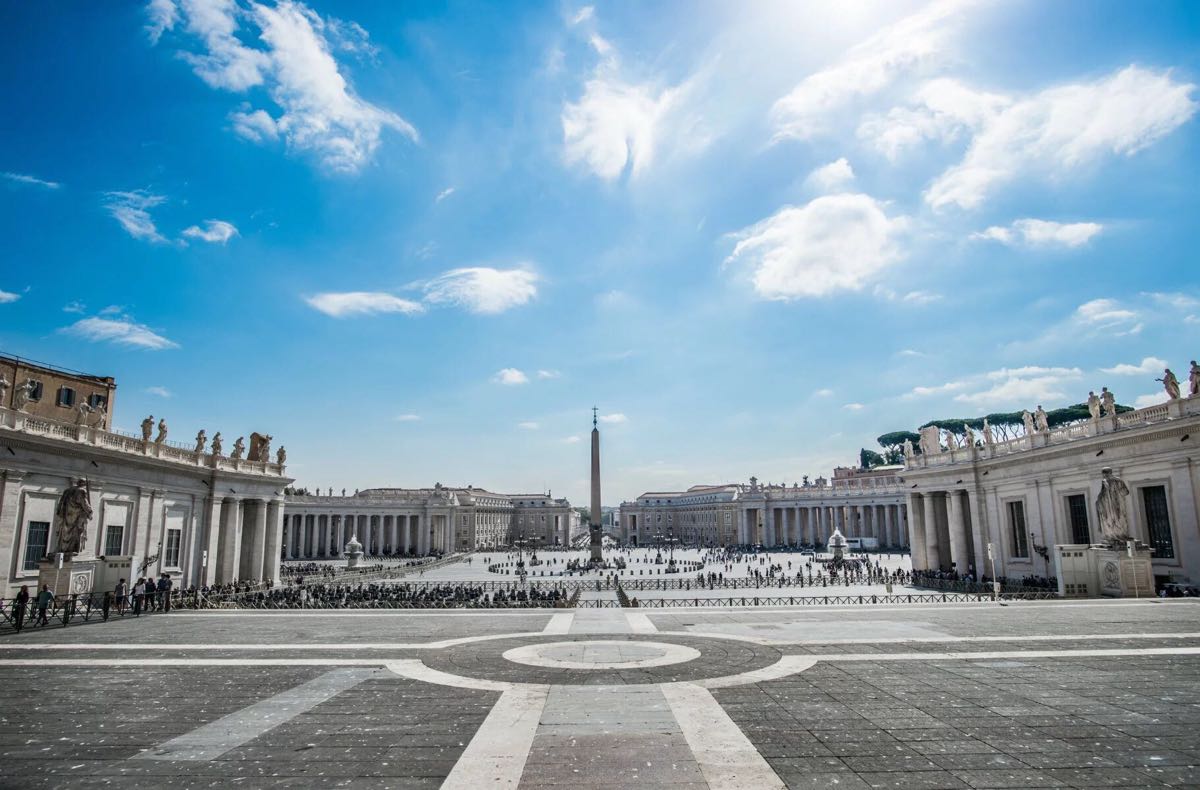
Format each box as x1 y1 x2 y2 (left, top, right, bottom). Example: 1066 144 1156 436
51 478 93 556
276 446 287 466
1159 368 1181 400
1100 387 1116 417
903 438 914 459
918 425 941 455
141 415 154 442
12 379 36 412
249 432 272 462
1190 361 1200 398
1096 467 1131 546
982 419 994 445
231 436 245 460
155 418 168 445
211 432 223 456
0 374 8 406
1022 409 1035 436
1087 391 1101 420
1034 406 1049 433
194 430 207 453
75 402 93 425
960 423 973 448
91 403 107 430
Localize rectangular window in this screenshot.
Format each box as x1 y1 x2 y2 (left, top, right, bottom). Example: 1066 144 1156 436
88 393 107 409
28 380 43 401
1066 494 1090 544
57 387 75 407
23 521 50 571
1142 486 1174 559
1007 500 1028 558
104 524 124 556
164 529 182 568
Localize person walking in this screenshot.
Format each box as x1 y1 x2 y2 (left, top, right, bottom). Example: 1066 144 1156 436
35 584 53 626
114 578 128 615
12 585 30 631
158 574 173 613
132 578 145 615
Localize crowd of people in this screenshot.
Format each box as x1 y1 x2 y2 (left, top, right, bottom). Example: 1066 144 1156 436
225 581 571 609
912 567 1058 591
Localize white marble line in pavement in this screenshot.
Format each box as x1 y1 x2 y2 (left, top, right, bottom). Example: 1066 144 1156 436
136 668 381 761
656 630 1200 647
384 658 512 691
700 655 820 689
662 681 786 790
626 611 658 633
4 645 1200 668
440 685 549 790
0 632 549 652
542 613 574 634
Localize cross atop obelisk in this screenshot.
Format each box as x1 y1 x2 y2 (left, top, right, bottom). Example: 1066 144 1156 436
589 407 603 564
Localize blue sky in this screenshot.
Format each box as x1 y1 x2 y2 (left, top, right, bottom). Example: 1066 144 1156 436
1 0 1198 505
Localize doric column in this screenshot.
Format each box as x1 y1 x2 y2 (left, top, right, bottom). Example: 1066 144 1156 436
418 513 429 555
263 499 283 584
199 496 224 586
883 504 895 549
246 499 268 581
906 493 927 571
922 494 941 570
216 497 243 583
763 507 775 547
947 490 969 574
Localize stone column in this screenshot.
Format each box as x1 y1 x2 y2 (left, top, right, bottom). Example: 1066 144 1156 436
763 507 775 547
906 493 927 571
947 490 969 574
244 499 268 581
883 504 895 549
418 513 429 555
263 500 283 584
217 498 243 583
922 494 941 570
201 496 224 586
0 471 25 584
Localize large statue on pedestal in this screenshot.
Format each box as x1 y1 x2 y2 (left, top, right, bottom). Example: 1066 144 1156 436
1096 467 1131 546
51 479 93 555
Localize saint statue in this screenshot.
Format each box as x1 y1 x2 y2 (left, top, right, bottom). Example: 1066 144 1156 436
902 438 914 459
1100 387 1116 417
1034 405 1049 433
982 418 994 445
91 403 108 430
51 478 93 555
0 374 9 405
1022 409 1035 436
1096 467 1131 546
12 379 35 411
1087 391 1101 420
154 418 168 445
211 432 223 456
75 402 93 425
231 436 245 460
276 446 287 466
194 429 207 454
961 423 973 448
1159 368 1181 400
141 415 154 442
1190 360 1200 398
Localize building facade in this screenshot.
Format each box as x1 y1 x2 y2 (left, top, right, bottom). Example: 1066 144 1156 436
0 405 290 596
1 354 116 426
901 395 1200 585
281 487 576 558
619 468 909 549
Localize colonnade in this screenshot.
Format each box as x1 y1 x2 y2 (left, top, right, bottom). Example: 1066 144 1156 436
735 502 907 548
906 490 980 575
201 496 284 587
282 512 450 559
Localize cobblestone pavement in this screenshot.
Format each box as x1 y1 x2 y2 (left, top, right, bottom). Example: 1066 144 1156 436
0 599 1198 789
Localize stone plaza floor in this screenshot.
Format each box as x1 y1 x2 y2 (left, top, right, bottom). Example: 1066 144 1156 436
1 598 1198 789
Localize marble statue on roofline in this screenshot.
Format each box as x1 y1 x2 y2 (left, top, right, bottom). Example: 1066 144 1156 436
1034 406 1049 433
1160 368 1181 400
155 418 168 445
231 436 245 460
194 429 207 454
1022 410 1035 436
1087 391 1101 420
211 432 223 456
1100 387 1116 416
12 379 36 412
141 415 154 442
0 374 9 406
1190 360 1200 397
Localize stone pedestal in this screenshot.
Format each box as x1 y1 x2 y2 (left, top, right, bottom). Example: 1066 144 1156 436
37 554 96 596
1055 544 1154 598
344 535 364 569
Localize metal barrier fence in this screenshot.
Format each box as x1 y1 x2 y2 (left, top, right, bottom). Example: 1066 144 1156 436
0 589 202 633
624 591 1061 607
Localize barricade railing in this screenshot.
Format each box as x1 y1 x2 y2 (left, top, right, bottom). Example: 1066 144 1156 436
622 591 1060 607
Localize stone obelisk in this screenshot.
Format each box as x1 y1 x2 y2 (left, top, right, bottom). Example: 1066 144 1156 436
589 407 603 564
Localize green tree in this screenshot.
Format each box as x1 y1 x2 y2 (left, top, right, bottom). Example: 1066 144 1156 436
859 448 886 469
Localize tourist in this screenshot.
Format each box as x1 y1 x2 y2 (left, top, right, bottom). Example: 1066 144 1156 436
114 578 127 614
12 585 29 630
35 584 53 626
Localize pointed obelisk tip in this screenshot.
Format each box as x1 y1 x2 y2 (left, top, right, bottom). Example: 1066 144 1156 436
592 405 598 429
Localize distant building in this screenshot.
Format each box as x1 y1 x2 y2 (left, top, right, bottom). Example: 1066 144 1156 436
1 353 116 425
282 486 576 557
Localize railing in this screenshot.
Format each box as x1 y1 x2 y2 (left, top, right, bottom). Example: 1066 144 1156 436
907 396 1199 470
913 577 1055 595
0 589 211 633
0 406 286 477
624 591 1060 607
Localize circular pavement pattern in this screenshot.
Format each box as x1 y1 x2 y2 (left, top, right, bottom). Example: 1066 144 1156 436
503 640 702 670
421 633 782 685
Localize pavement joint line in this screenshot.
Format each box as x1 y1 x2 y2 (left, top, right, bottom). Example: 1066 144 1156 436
384 658 513 691
542 613 574 634
662 681 787 789
626 611 659 633
654 630 1200 647
135 667 381 761
440 684 548 790
697 655 821 689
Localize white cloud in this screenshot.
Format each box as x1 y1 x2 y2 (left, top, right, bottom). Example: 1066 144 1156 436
858 77 1010 160
99 305 123 315
0 290 20 304
770 0 970 141
536 369 561 379
973 218 1102 248
305 291 424 318
901 289 941 305
570 6 594 25
62 300 85 313
156 0 417 173
926 66 1197 209
3 172 60 189
104 190 167 243
435 187 455 203
145 0 178 43
1133 392 1168 409
394 413 421 422
812 388 834 397
1143 291 1199 311
563 435 582 444
598 413 627 424
726 193 906 299
492 368 529 386
896 349 926 358
182 219 239 244
1100 356 1168 376
145 386 172 398
62 316 178 350
804 158 855 192
517 421 540 430
906 380 966 398
954 366 1083 409
843 403 864 411
422 267 538 315
1075 298 1137 329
